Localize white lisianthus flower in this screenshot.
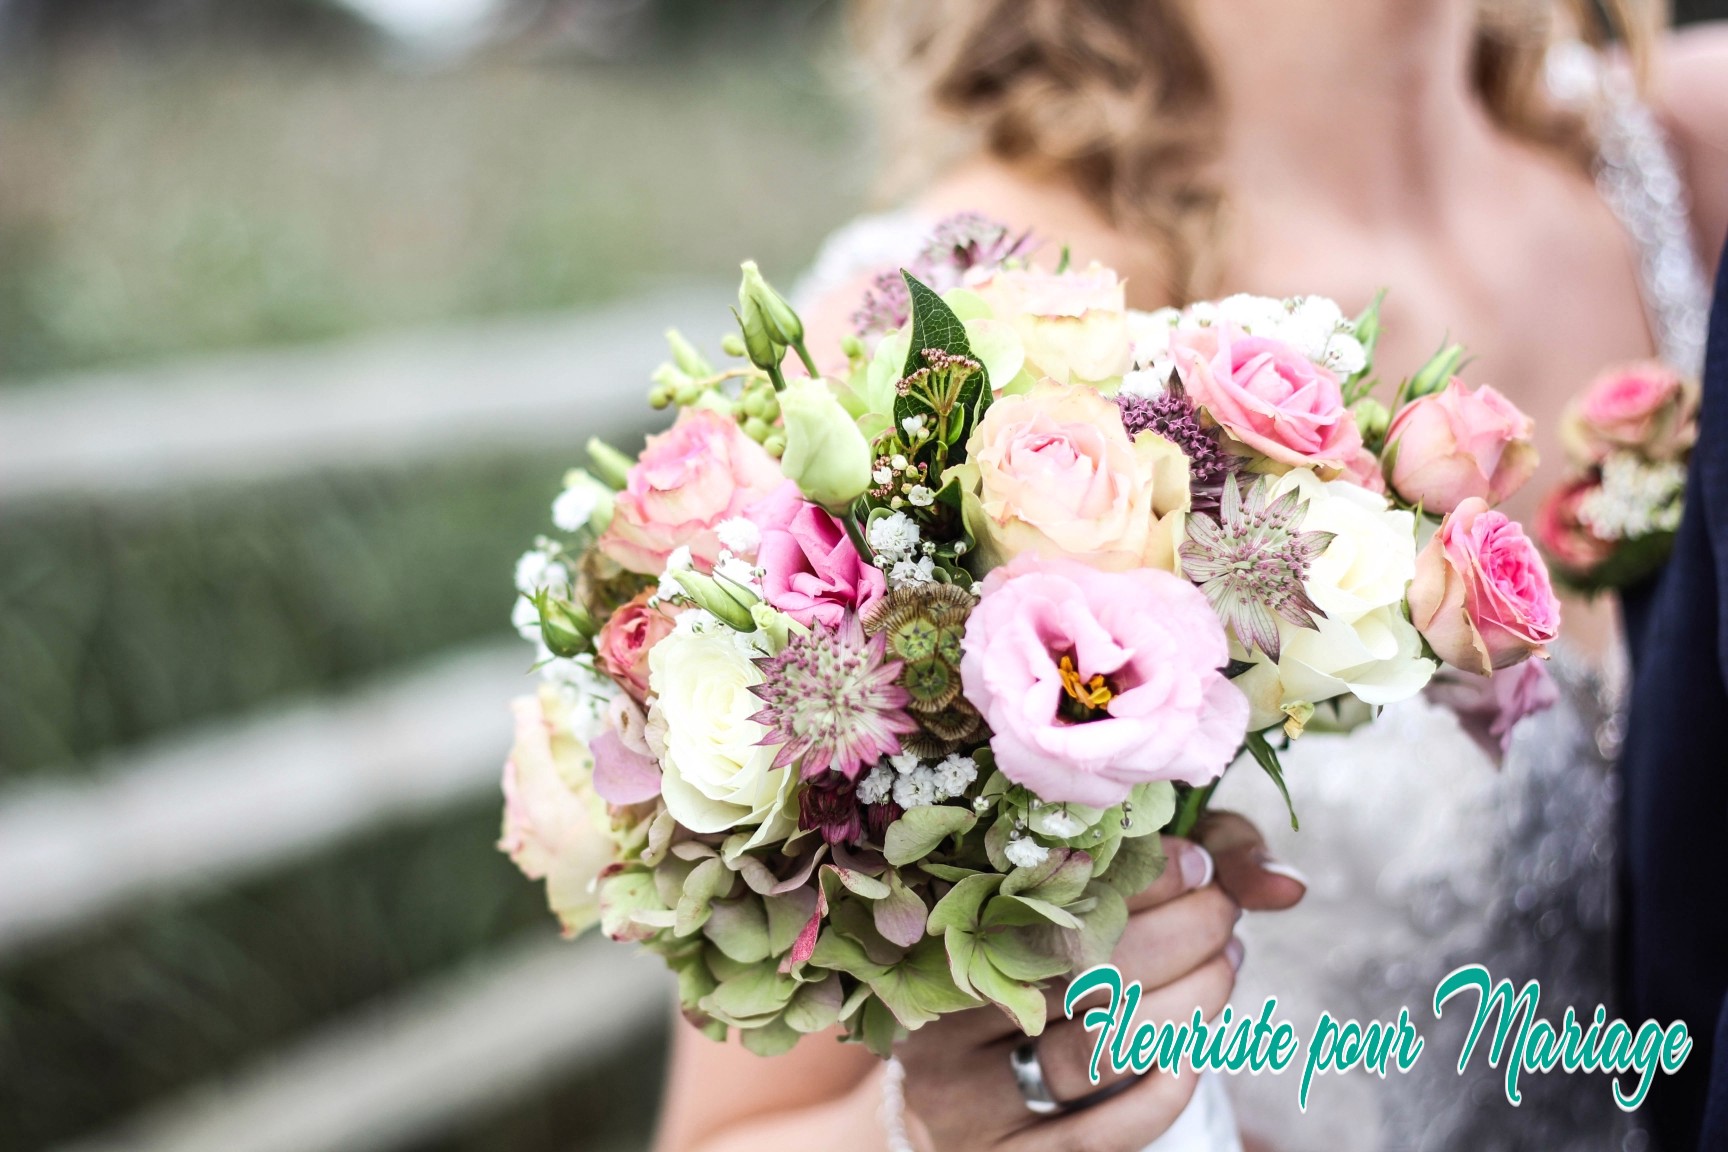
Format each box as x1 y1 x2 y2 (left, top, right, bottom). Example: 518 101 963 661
1233 469 1438 733
647 625 795 849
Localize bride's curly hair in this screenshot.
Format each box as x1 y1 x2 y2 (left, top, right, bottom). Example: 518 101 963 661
853 0 1665 299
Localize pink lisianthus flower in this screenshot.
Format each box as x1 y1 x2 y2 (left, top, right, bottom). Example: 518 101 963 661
749 481 886 628
598 408 784 575
595 590 677 703
1426 660 1560 766
1561 361 1697 464
1172 324 1363 472
960 553 1249 807
1385 378 1538 513
1409 497 1562 676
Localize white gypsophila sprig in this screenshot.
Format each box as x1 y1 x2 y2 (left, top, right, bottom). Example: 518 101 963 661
932 754 978 796
856 762 895 805
715 517 761 557
1004 835 1051 869
514 541 569 597
535 650 619 741
1209 293 1366 378
888 557 937 589
868 511 923 563
713 551 764 594
655 545 696 601
1577 454 1688 540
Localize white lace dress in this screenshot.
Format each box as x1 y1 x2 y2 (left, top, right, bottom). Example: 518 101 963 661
808 46 1709 1152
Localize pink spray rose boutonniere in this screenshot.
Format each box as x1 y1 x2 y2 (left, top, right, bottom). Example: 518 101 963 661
1409 497 1561 676
959 553 1249 807
1385 378 1538 514
1561 361 1697 464
1172 324 1363 473
598 408 784 575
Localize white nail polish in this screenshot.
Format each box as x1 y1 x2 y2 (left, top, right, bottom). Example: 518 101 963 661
1259 859 1309 889
1225 935 1246 972
1180 843 1216 890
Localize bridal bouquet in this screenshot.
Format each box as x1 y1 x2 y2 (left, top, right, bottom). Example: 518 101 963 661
499 216 1562 1056
1536 361 1698 593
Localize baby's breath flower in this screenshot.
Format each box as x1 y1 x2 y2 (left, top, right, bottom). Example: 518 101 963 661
907 485 936 508
1004 835 1051 869
1577 454 1688 540
856 762 896 805
714 517 762 556
868 511 923 563
889 557 937 589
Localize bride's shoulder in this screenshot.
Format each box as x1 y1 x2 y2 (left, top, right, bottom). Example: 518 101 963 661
1655 23 1728 271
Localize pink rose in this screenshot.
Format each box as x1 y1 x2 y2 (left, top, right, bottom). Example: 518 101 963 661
1385 378 1538 513
1409 498 1561 676
1173 325 1362 471
748 480 885 628
1426 661 1559 767
499 692 614 935
1340 446 1388 495
960 553 1249 807
595 590 677 703
950 380 1191 573
1561 361 1696 464
598 408 784 575
1535 476 1614 575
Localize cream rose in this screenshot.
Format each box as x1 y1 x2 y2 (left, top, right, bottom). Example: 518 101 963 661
968 264 1133 386
1232 469 1438 732
949 379 1190 573
498 688 616 936
647 622 795 849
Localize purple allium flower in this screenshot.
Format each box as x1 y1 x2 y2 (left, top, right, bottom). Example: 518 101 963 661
1179 474 1336 662
797 771 865 846
1118 380 1241 513
750 615 918 780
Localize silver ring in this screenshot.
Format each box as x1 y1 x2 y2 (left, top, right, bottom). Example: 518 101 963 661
1009 1041 1063 1115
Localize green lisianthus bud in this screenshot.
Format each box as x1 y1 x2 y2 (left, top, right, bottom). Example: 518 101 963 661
1350 395 1390 444
664 328 714 377
672 570 758 632
778 376 873 511
586 438 635 490
1406 342 1465 401
733 299 783 377
739 260 804 346
532 590 596 658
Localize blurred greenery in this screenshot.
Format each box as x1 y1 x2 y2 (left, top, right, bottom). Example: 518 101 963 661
0 448 598 781
0 46 860 383
0 798 555 1150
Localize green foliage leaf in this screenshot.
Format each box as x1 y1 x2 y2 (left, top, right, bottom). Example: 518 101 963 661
763 888 820 956
702 962 799 1026
926 873 1002 935
1247 730 1299 830
740 1017 802 1057
884 805 979 866
987 894 1083 931
702 896 771 963
675 856 732 937
1120 781 1178 838
784 973 845 1034
1098 832 1168 900
874 870 930 948
1069 881 1129 969
967 951 1049 1036
868 936 982 1030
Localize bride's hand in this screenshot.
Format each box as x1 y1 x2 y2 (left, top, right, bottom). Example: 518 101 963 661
896 818 1304 1151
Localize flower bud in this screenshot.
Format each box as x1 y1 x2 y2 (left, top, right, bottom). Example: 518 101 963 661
778 376 873 511
1350 395 1390 444
672 570 759 632
739 260 804 346
720 332 748 358
733 299 783 376
664 327 714 378
586 437 635 490
1406 342 1465 402
532 590 597 658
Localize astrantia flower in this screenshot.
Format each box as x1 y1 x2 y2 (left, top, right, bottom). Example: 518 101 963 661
1118 380 1241 513
1180 474 1335 661
750 615 918 780
797 771 865 846
852 213 1032 338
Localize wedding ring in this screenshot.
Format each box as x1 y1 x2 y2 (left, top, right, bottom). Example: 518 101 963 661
1009 1041 1064 1115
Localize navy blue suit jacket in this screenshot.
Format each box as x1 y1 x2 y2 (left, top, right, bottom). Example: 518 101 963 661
1620 238 1728 1152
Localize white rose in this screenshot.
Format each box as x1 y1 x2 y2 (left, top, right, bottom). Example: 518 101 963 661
1235 469 1437 732
647 625 795 848
969 264 1132 386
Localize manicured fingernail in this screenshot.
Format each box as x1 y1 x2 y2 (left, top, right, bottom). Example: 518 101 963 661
1178 843 1215 890
1257 853 1308 890
1225 936 1246 973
